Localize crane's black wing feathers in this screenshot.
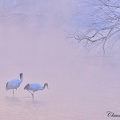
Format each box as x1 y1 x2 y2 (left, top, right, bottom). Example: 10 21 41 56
6 82 8 89
24 83 30 90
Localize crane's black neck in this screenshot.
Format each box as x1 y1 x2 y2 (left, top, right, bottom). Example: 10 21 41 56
20 73 23 80
43 83 48 89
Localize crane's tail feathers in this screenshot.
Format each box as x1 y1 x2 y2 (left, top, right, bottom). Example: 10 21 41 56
24 83 29 90
6 82 8 90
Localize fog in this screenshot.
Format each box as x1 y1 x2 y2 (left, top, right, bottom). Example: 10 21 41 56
0 0 120 120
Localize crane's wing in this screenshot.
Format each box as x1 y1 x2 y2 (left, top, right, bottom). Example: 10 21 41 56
6 79 21 89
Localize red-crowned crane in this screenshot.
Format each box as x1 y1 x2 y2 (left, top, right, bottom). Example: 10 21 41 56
6 73 23 96
24 82 48 98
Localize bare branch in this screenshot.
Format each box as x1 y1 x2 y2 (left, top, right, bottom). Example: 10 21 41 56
72 0 120 54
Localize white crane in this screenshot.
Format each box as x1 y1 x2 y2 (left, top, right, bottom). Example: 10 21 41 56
24 82 48 98
6 73 23 96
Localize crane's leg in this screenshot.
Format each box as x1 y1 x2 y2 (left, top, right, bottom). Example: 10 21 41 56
28 90 34 98
32 92 34 99
28 90 32 94
13 89 14 96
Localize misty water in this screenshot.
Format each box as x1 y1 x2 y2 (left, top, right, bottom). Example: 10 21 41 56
0 1 120 120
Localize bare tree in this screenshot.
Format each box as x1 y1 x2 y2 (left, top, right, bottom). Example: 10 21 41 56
70 0 120 54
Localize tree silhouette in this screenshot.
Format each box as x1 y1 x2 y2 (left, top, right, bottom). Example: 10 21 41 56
70 0 120 54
